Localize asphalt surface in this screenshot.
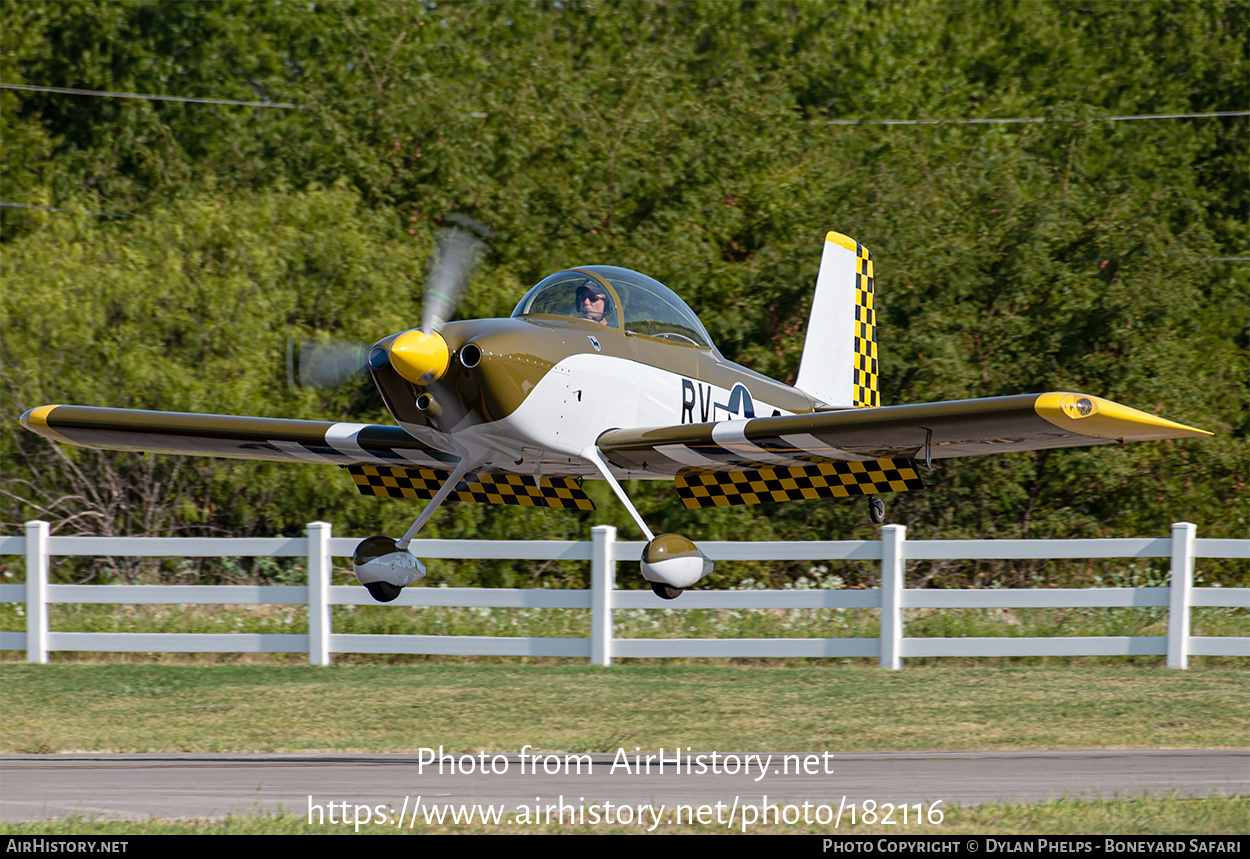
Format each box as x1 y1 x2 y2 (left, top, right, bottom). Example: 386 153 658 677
2 749 1246 825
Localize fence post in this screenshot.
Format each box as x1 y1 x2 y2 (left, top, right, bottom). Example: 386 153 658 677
880 524 906 670
590 525 616 666
25 520 49 664
1167 521 1195 669
307 521 332 666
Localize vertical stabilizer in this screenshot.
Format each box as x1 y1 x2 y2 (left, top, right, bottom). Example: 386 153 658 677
795 231 878 408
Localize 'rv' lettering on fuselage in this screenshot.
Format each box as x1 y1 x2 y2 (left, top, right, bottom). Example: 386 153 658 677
680 379 758 424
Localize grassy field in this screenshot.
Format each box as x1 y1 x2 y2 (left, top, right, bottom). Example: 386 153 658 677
4 583 1246 833
2 662 1245 835
1 662 1245 754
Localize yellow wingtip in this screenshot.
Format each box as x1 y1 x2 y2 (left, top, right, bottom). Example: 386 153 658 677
1034 393 1212 441
20 405 74 444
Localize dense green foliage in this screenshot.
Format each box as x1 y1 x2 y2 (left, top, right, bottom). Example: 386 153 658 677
2 1 1245 587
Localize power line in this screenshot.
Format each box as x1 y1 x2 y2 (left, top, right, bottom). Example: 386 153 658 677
0 83 298 109
3 84 1241 124
0 202 127 217
825 111 1249 125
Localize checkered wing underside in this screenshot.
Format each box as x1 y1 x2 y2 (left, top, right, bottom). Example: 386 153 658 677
347 465 594 510
675 458 923 509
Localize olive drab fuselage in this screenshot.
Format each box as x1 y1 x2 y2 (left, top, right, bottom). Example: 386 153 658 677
370 313 821 478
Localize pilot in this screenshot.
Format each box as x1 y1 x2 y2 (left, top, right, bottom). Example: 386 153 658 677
575 280 613 325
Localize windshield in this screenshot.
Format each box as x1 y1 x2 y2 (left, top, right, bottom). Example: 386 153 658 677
511 271 619 328
512 266 713 348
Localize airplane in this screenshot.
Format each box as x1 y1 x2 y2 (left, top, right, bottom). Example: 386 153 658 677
19 229 1211 602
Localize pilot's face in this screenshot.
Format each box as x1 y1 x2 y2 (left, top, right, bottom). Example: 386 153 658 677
576 286 609 324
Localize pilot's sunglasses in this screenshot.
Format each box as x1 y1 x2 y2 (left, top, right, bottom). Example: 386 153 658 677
577 290 606 303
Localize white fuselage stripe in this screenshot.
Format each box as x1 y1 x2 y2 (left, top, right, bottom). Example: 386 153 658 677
493 352 794 459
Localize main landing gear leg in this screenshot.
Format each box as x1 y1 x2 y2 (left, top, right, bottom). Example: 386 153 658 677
353 458 475 603
581 447 713 600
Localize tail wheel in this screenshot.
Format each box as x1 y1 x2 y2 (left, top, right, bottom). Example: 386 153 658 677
365 581 403 603
651 582 684 600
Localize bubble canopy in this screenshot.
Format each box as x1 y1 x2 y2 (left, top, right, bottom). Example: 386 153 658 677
511 265 715 349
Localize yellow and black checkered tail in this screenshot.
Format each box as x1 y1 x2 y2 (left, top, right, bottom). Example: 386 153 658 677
795 231 879 409
675 459 922 509
345 465 594 510
850 243 877 408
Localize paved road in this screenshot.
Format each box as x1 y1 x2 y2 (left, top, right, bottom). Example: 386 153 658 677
2 749 1245 825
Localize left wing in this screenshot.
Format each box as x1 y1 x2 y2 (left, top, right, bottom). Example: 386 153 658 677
20 405 597 510
19 405 457 468
597 392 1209 508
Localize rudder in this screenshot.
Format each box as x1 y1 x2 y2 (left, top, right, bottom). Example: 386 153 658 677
795 231 878 408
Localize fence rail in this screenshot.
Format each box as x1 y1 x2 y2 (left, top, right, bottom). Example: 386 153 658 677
2 521 1246 668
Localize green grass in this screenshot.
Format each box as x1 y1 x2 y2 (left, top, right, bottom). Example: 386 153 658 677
1 796 1246 835
3 662 1244 835
1 663 1245 754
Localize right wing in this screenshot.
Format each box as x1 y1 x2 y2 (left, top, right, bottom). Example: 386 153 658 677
596 392 1209 509
598 392 1211 475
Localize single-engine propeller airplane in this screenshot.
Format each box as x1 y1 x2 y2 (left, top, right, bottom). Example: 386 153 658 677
21 229 1211 601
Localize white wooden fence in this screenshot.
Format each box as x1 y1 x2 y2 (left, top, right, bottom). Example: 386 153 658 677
1 521 1246 668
